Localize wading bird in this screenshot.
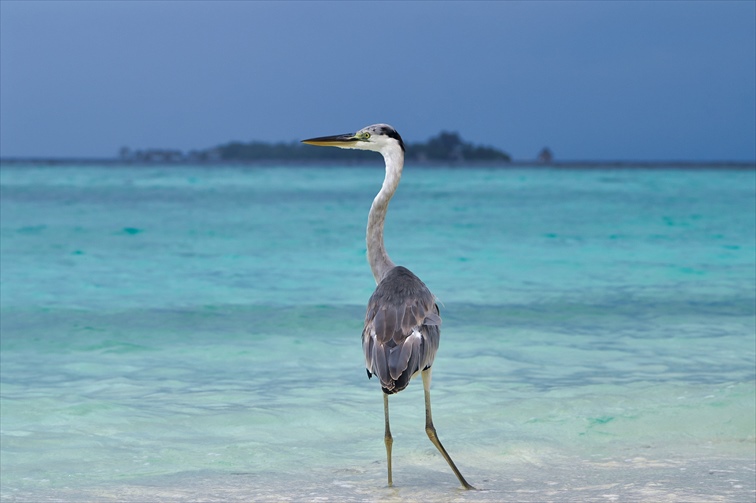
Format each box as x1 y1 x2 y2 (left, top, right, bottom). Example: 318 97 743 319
302 124 474 489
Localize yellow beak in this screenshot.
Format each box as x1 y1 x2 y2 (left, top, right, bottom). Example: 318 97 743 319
301 132 360 148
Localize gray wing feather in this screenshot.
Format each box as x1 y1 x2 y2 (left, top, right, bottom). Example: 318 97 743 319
362 266 441 394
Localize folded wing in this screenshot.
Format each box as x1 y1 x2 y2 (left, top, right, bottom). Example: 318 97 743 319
362 266 441 394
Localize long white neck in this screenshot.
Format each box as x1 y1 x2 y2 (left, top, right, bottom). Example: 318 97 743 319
366 147 404 284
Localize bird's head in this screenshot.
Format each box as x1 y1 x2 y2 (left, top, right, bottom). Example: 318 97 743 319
302 123 405 154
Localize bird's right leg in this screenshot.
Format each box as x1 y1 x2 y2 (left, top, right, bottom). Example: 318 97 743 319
421 369 475 490
383 392 393 487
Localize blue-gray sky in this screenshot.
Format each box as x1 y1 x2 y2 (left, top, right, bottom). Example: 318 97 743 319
1 0 754 161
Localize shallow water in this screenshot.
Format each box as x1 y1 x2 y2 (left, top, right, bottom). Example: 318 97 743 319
1 164 754 502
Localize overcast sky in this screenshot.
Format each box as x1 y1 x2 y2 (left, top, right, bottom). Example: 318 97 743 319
1 1 754 161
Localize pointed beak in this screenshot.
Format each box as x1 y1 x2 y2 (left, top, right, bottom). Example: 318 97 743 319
301 132 359 148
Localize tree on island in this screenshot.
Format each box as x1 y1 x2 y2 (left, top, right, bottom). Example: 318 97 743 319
537 147 553 164
413 131 511 162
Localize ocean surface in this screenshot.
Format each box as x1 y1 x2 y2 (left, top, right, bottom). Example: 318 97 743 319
1 163 754 502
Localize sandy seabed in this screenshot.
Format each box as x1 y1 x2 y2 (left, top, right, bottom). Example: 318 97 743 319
3 454 754 503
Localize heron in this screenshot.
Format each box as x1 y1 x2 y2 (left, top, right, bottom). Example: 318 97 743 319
302 124 474 490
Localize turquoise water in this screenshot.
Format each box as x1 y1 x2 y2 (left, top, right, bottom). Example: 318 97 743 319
1 164 754 502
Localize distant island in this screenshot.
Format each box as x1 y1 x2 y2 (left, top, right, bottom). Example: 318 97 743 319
3 131 754 168
118 131 512 164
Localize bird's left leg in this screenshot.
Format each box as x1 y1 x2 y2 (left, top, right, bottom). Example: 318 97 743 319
383 392 393 487
421 368 475 490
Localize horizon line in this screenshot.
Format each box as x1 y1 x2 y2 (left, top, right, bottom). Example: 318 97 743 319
1 156 755 168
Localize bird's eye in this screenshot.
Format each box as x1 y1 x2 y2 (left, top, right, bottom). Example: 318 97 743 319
362 132 371 139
